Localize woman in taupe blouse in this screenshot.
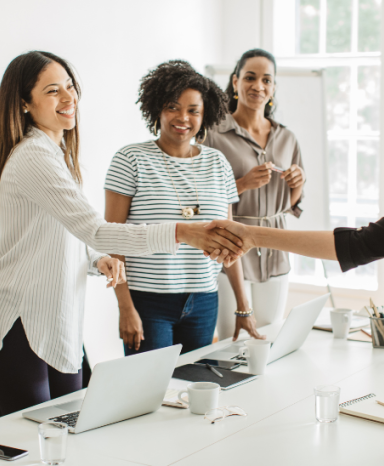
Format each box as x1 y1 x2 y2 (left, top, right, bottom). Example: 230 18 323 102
204 49 305 338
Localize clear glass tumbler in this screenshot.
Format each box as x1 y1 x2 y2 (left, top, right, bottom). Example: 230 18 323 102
38 421 68 465
314 385 340 423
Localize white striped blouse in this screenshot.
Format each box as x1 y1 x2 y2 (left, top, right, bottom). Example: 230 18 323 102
0 128 178 373
104 141 239 293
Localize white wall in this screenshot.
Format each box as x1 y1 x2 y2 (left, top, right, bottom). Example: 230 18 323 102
220 0 262 64
0 0 234 366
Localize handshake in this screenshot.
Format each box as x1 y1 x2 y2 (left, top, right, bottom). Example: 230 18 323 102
176 220 256 267
177 219 338 266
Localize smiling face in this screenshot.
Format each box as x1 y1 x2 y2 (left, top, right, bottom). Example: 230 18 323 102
158 88 204 145
233 56 275 113
23 61 78 144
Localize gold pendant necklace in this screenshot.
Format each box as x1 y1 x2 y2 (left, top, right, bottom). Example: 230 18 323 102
159 144 200 219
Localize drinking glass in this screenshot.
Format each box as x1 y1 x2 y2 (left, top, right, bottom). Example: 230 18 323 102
38 421 68 465
314 385 340 423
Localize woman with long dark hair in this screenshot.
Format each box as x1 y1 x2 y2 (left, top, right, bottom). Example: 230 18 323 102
0 52 242 416
104 60 264 356
204 49 306 338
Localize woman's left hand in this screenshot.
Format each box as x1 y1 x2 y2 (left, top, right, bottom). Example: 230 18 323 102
97 256 127 288
233 315 266 341
281 164 305 189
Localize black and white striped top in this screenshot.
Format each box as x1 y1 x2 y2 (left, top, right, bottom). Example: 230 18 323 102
104 141 239 293
0 128 178 373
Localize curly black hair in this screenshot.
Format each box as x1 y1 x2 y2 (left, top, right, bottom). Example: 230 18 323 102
136 60 228 140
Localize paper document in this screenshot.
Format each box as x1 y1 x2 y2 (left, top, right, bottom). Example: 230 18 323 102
162 378 189 409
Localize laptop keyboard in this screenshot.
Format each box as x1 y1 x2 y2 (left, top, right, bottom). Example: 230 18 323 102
230 355 248 364
49 411 80 428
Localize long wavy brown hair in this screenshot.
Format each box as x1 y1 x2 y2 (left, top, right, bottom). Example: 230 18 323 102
0 51 82 183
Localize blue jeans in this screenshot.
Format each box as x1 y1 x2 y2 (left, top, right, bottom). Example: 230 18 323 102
124 290 218 356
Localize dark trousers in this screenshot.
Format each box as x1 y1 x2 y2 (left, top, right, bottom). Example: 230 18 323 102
125 290 218 356
0 318 84 417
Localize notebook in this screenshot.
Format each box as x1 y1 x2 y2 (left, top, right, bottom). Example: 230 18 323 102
347 330 372 343
172 364 257 390
339 393 384 424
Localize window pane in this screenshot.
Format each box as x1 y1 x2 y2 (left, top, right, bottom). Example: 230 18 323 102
330 216 348 229
298 0 320 54
327 0 352 53
328 140 349 195
357 140 379 200
322 258 343 278
293 256 316 276
357 66 380 132
325 67 350 131
358 0 382 52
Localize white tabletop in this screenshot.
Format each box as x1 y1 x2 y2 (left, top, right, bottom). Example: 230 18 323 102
1 326 383 466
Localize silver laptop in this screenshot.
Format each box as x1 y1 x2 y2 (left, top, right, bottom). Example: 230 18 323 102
204 294 329 365
23 344 182 434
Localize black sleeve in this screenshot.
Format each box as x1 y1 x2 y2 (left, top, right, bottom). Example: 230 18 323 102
334 218 384 272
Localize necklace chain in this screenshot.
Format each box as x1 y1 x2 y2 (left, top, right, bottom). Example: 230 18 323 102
159 143 200 218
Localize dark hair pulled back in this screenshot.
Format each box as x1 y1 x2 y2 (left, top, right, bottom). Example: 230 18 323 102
225 48 277 117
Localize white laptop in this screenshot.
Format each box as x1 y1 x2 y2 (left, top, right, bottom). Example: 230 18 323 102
203 294 329 365
23 344 182 434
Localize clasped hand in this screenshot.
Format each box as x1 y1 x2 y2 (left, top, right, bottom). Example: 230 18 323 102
176 222 244 266
280 163 305 188
240 162 305 192
202 220 255 267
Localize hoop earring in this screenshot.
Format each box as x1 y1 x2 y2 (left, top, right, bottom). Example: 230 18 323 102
234 91 239 100
199 126 207 144
269 97 274 107
153 119 159 136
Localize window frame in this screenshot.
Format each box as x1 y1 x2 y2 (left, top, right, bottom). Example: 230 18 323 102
275 0 381 293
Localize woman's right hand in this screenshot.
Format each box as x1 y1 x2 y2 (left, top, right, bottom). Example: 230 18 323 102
176 222 243 264
204 220 256 267
119 307 144 351
237 162 273 194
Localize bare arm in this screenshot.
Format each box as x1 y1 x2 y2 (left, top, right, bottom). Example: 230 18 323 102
105 190 144 350
206 220 337 264
223 207 266 340
253 227 337 260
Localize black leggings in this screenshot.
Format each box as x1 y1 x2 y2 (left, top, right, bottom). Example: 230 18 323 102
0 318 83 417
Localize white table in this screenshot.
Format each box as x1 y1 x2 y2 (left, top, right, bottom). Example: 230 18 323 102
1 325 383 466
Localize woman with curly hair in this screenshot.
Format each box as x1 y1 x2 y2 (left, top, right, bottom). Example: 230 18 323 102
104 60 264 355
204 49 306 338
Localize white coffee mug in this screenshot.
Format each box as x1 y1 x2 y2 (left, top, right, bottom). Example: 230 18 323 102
239 339 271 375
330 308 353 339
178 382 220 415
